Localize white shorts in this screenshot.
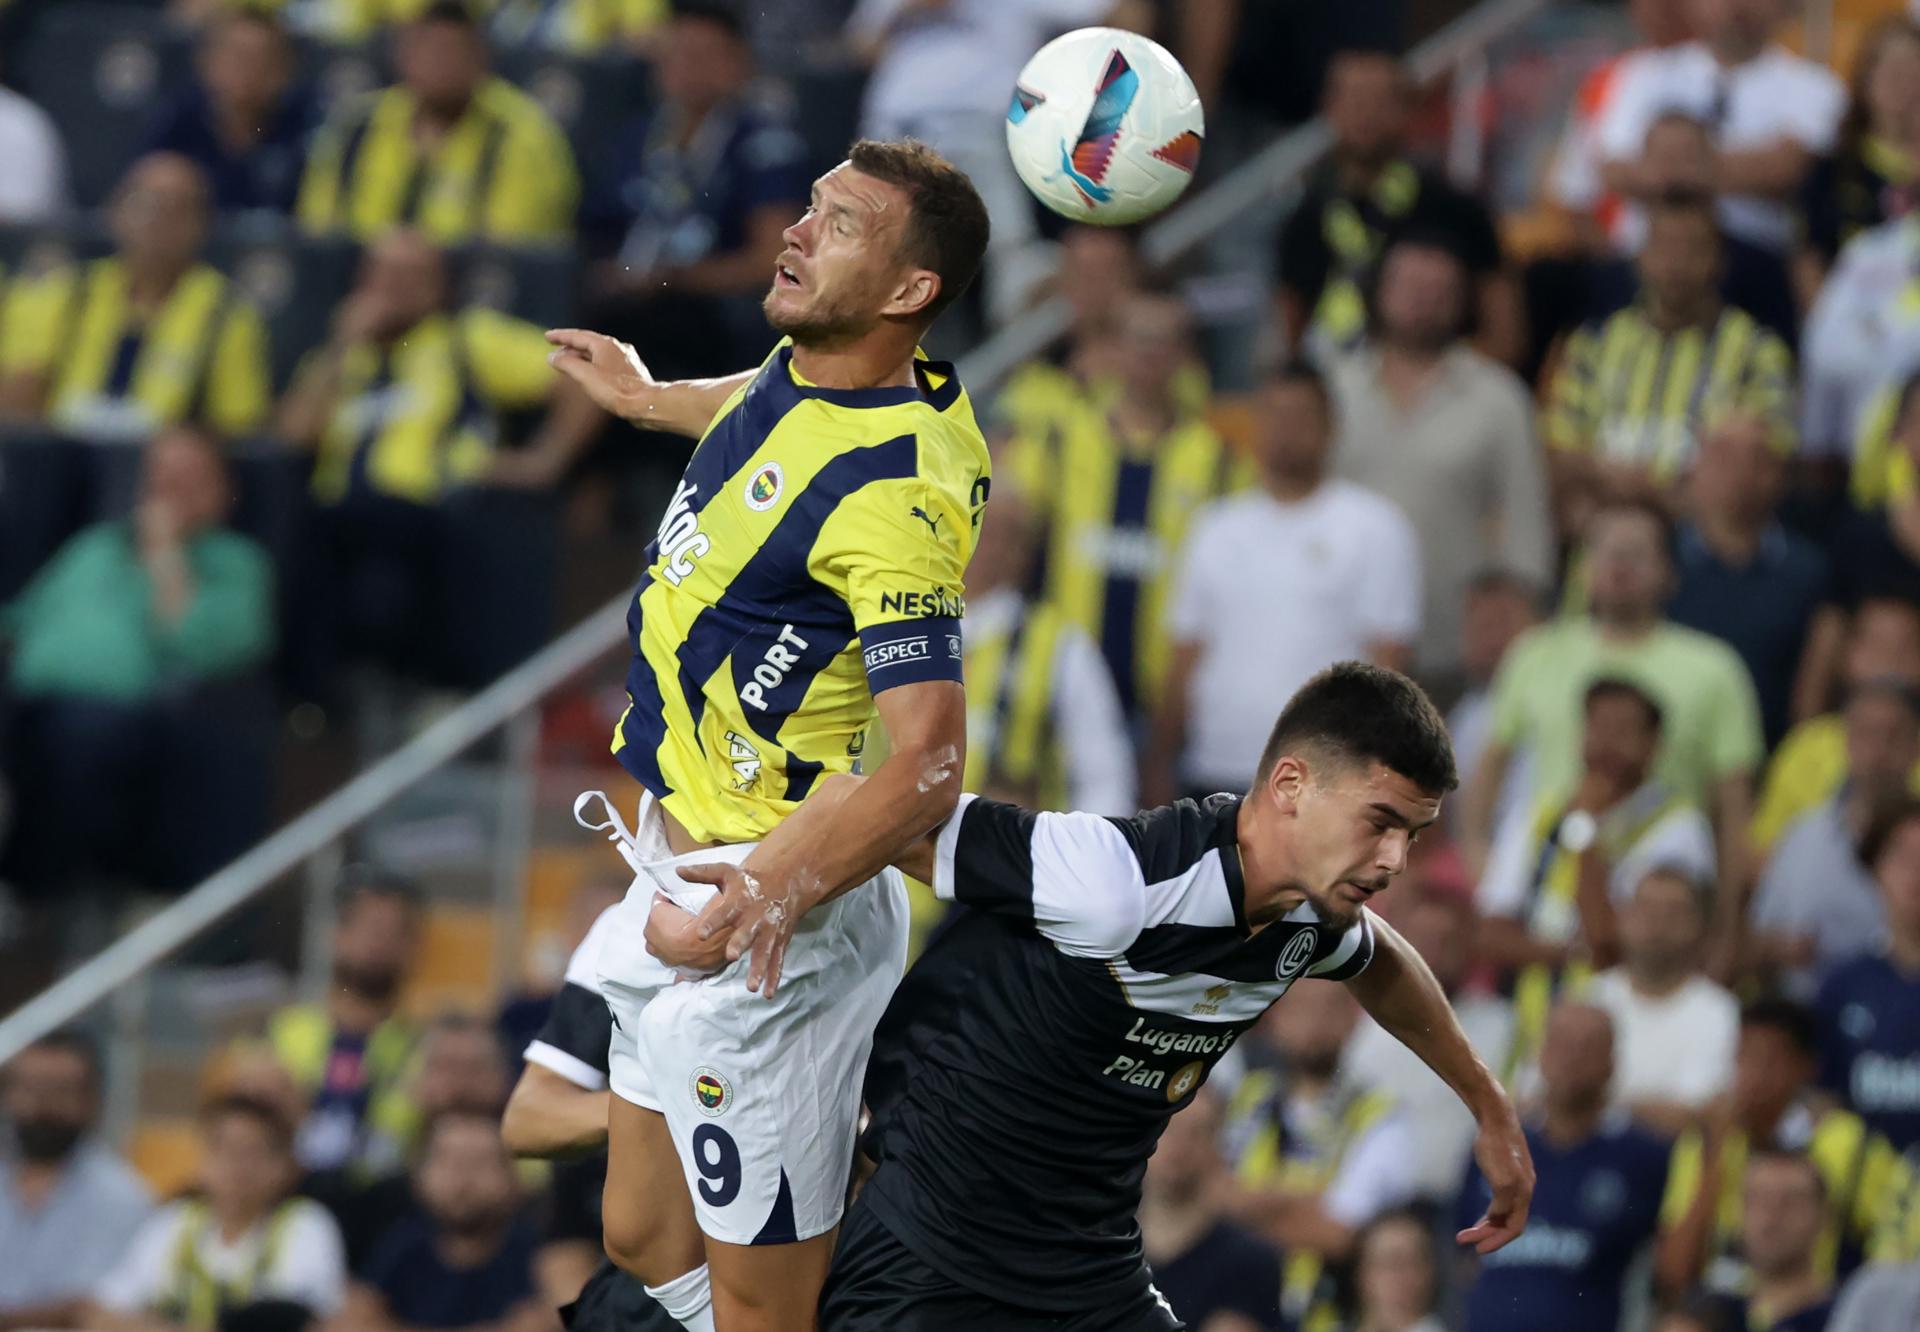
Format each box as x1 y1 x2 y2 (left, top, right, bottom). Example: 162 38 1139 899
579 791 910 1247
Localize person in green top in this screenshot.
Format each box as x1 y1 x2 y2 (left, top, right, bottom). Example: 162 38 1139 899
1461 498 1763 973
0 426 275 892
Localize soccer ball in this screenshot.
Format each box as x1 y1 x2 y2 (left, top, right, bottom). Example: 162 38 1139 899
1006 27 1204 226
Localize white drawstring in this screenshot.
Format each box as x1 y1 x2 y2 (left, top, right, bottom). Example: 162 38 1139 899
573 790 650 875
574 789 713 914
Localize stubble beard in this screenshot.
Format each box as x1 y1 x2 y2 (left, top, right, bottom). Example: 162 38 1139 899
763 288 870 348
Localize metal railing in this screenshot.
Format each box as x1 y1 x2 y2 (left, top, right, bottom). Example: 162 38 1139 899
0 0 1555 1070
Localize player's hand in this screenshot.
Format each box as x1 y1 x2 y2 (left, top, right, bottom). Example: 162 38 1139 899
642 894 732 974
1456 1105 1534 1255
682 862 811 999
545 328 657 423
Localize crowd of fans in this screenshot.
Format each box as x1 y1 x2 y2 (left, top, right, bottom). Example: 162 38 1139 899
5 0 1920 1330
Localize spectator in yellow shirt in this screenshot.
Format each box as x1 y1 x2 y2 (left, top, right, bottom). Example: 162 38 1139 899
276 228 602 684
178 0 667 50
1753 597 1920 853
297 2 578 244
0 153 271 441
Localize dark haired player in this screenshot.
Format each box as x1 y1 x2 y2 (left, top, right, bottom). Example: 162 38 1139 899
547 139 992 1332
676 662 1535 1329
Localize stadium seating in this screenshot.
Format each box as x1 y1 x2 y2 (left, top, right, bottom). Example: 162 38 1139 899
12 4 194 209
0 430 91 603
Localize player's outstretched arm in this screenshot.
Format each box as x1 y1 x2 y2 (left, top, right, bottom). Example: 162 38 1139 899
545 327 754 436
501 1062 611 1160
1346 911 1535 1254
676 682 965 996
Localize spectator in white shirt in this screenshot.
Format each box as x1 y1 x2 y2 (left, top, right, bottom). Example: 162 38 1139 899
87 1095 347 1331
1751 680 1920 997
1147 359 1421 800
1802 216 1920 460
1546 0 1697 251
1330 232 1552 702
1593 0 1845 254
0 75 68 223
1585 865 1740 1136
961 490 1136 816
0 1032 153 1330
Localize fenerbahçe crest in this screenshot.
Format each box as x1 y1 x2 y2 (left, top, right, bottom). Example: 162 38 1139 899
743 462 784 511
692 1067 733 1116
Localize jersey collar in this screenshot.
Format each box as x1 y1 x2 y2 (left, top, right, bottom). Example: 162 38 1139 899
777 344 964 412
1205 794 1250 935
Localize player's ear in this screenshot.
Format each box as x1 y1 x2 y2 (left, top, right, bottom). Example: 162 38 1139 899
884 268 940 322
1266 755 1307 816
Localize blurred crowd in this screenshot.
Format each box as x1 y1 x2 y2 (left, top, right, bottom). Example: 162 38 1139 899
7 0 1920 1331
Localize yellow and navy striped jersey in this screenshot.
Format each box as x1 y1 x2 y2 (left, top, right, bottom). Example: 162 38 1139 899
224 0 665 46
1004 398 1248 717
615 341 991 846
1660 1104 1904 1294
962 599 1071 812
489 0 668 50
1847 372 1920 508
0 258 271 441
1226 1072 1398 1332
297 77 578 244
302 307 557 505
212 0 433 41
992 356 1211 445
1752 712 1920 851
1543 304 1794 479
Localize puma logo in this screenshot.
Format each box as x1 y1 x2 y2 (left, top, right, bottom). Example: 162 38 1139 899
910 505 942 535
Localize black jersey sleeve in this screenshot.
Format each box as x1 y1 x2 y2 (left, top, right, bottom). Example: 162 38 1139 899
931 794 1150 959
1307 907 1377 981
523 905 618 1091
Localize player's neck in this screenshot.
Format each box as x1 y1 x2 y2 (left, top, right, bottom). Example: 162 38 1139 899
790 334 919 392
1233 798 1302 927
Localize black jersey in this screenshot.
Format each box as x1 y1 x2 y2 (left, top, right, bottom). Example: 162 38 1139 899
857 794 1376 1313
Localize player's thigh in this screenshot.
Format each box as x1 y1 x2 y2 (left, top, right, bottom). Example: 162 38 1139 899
636 873 908 1247
604 1094 704 1287
705 1227 838 1332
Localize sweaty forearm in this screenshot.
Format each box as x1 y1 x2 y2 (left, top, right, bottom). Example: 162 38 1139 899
745 748 956 909
1349 915 1509 1123
621 371 756 435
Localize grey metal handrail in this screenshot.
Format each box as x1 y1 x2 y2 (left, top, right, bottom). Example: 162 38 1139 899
955 0 1552 394
0 593 632 1063
0 0 1552 1066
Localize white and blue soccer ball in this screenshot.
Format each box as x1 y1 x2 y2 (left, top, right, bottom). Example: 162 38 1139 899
1006 27 1204 227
